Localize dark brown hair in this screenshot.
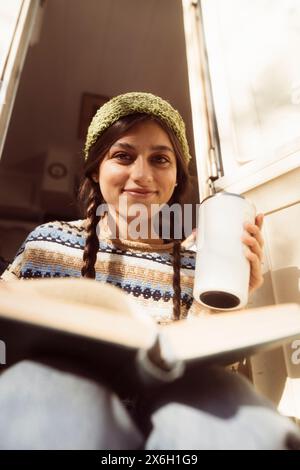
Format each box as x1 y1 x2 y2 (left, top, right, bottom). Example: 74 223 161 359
78 113 192 320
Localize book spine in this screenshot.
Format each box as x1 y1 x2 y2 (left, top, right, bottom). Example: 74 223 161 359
135 338 185 386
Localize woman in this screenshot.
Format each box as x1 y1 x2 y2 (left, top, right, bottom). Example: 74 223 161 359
0 92 298 449
1 92 264 323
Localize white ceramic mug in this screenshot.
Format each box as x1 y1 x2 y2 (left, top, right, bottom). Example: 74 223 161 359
193 192 256 311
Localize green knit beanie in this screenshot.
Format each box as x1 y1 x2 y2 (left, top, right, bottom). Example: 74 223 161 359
84 91 192 164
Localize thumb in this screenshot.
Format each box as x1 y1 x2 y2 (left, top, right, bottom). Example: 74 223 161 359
181 229 197 249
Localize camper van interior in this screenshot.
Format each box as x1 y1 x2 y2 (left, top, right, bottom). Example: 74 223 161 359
0 0 199 262
0 0 300 428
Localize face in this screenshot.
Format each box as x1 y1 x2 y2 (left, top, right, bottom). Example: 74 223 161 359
94 120 177 226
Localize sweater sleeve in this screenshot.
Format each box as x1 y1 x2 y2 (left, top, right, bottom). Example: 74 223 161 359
187 297 212 317
0 238 29 281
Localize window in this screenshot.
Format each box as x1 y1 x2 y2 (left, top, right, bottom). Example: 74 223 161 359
0 0 40 157
182 0 300 194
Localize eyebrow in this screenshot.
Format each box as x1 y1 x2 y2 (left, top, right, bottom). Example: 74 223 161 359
112 142 175 154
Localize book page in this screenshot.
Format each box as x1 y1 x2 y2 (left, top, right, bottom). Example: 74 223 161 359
159 303 300 363
0 279 157 350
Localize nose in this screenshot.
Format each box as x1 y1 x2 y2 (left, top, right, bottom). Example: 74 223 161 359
130 156 153 183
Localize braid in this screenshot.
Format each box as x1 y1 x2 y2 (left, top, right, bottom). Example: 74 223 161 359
172 240 183 321
81 182 101 279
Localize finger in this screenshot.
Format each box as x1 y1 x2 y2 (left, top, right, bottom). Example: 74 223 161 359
245 247 262 273
243 222 264 248
242 232 264 261
181 230 196 249
247 238 263 262
255 213 264 230
245 248 264 286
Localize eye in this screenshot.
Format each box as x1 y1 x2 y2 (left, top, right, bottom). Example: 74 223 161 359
113 153 132 163
153 155 170 164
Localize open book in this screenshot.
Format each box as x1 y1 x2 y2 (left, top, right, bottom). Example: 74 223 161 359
0 278 300 394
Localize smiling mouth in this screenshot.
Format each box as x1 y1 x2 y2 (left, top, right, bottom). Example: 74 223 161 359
123 190 157 198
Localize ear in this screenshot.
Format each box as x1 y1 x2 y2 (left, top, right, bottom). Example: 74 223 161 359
91 173 99 183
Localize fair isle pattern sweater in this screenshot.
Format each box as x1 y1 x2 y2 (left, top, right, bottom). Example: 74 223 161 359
1 219 207 324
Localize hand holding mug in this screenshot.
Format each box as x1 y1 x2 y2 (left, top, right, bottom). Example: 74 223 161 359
242 213 265 295
183 212 265 298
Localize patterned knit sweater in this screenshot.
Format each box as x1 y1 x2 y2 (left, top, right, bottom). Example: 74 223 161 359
1 219 208 324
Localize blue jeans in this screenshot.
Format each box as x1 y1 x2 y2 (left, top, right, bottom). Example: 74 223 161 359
0 360 299 450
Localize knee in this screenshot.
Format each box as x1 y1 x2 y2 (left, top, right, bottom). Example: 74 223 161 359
0 360 143 449
147 365 274 419
145 400 300 450
144 366 300 450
